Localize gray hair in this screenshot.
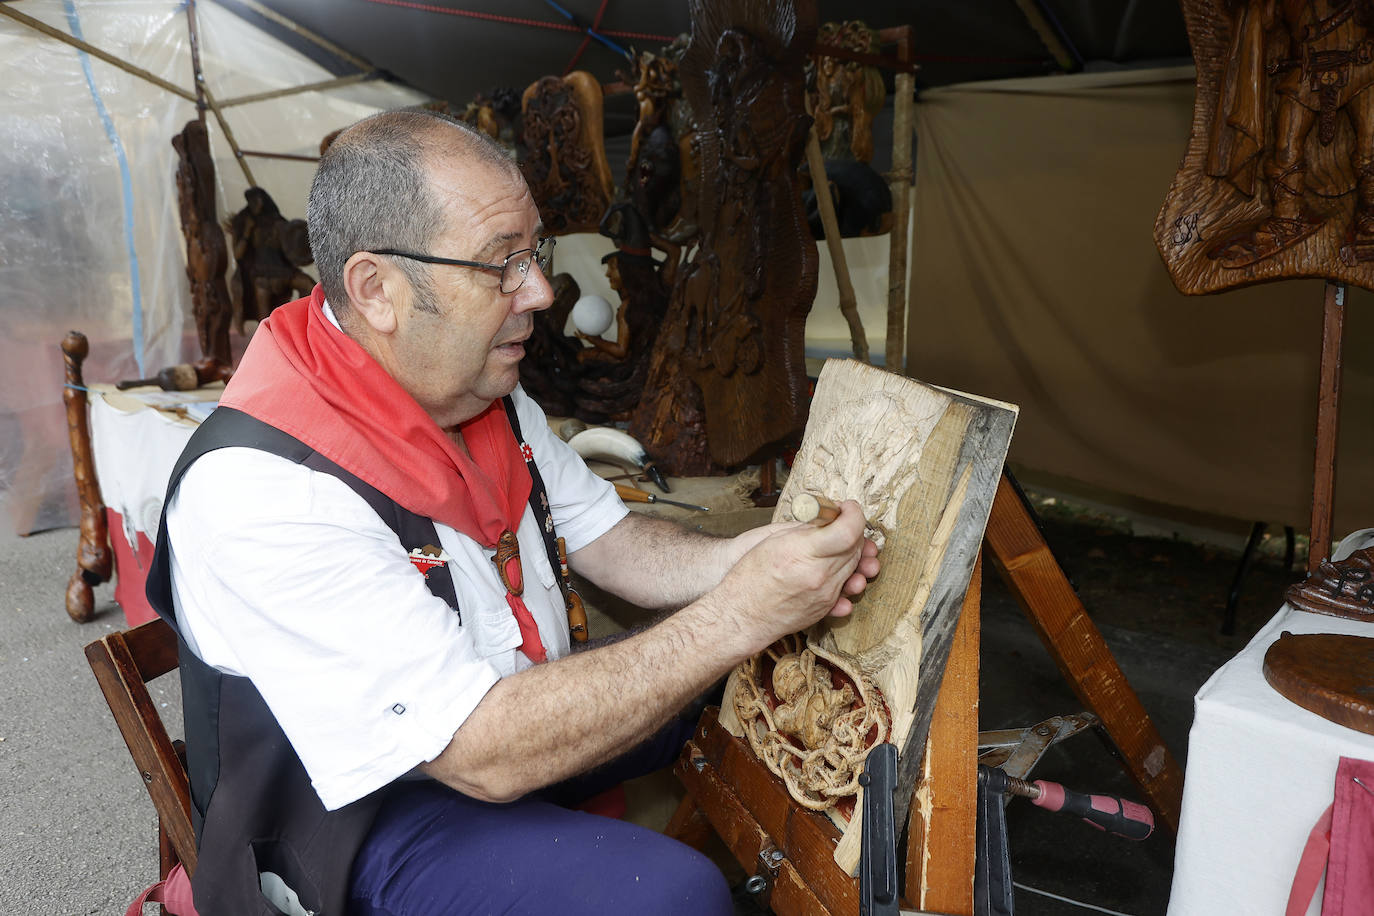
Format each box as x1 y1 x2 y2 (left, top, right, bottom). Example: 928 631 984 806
306 108 519 314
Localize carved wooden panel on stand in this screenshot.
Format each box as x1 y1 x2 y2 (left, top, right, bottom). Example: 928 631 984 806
1156 1 1374 294
718 359 1017 872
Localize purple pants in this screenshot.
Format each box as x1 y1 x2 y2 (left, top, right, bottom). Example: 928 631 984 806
347 718 732 916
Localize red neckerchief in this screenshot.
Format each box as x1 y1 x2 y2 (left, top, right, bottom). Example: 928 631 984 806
220 286 546 662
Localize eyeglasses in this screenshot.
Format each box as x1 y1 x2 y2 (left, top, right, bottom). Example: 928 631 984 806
367 236 556 294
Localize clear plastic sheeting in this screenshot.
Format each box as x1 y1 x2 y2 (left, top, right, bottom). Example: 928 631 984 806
0 1 424 534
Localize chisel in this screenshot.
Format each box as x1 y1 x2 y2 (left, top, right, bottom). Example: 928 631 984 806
613 483 709 512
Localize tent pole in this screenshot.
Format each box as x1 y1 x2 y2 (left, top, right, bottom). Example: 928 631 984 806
884 26 915 374
187 0 208 123
211 0 376 73
0 4 196 102
218 72 379 109
201 84 257 186
806 127 870 364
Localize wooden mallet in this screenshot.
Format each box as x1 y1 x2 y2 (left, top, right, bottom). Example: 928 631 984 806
791 493 840 526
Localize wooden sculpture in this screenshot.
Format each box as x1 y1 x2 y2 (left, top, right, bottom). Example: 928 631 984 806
810 21 886 164
517 271 585 417
519 71 616 235
719 359 1017 871
172 120 233 366
1286 546 1374 620
227 187 314 332
457 88 521 155
571 206 672 423
630 0 819 475
1157 0 1374 292
625 37 701 242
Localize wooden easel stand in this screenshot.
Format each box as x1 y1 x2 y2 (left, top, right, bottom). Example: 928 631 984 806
672 474 1185 914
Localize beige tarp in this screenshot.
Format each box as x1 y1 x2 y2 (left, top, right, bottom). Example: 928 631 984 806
908 67 1374 533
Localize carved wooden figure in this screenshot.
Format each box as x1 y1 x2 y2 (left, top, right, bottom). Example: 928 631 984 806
631 0 819 475
719 359 1017 872
519 71 616 235
625 38 700 242
227 187 314 332
1158 0 1374 293
172 120 233 366
810 21 886 164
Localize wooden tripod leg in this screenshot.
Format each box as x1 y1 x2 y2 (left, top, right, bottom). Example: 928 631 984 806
1309 281 1344 572
905 553 980 914
983 472 1184 834
62 331 111 623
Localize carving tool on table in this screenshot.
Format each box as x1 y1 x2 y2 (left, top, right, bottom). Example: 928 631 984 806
791 493 841 525
613 483 709 512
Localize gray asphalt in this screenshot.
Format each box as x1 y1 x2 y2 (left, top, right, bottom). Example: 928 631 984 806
1 498 179 915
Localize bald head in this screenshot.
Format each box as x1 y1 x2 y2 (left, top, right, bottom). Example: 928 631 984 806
306 109 521 314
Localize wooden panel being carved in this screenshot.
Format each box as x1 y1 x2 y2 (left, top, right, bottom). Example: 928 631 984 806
720 359 1017 872
519 71 615 236
630 0 819 474
173 120 233 366
1158 1 1374 293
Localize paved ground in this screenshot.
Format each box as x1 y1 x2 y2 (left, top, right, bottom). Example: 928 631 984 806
0 488 1296 915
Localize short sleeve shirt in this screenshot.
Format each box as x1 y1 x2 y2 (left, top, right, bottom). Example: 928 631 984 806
165 386 627 810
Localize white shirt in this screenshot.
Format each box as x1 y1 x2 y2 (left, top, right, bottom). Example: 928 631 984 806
165 385 627 810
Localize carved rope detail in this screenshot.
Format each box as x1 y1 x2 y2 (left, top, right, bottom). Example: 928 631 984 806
733 633 890 811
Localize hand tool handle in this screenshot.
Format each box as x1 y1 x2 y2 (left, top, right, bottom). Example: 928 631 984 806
792 493 841 525
1031 780 1154 840
613 482 654 504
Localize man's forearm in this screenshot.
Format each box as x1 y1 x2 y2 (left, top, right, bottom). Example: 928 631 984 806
420 590 748 802
569 511 741 609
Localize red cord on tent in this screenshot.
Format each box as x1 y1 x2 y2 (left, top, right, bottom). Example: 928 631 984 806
563 0 609 74
361 0 671 44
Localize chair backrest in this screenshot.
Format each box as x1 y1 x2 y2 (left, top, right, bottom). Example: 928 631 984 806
85 617 198 877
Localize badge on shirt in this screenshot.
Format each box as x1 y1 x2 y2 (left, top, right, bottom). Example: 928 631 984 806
408 544 452 579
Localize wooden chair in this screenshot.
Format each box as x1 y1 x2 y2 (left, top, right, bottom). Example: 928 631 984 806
85 618 197 883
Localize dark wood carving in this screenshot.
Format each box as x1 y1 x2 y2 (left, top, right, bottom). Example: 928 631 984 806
1287 545 1374 620
1263 631 1374 735
457 88 522 156
518 271 585 418
572 205 672 423
810 21 885 164
1158 1 1374 293
172 120 233 366
631 0 820 475
228 187 314 332
519 71 616 235
625 38 701 243
62 331 110 623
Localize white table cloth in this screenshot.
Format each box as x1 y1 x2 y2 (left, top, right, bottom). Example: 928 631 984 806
1168 603 1374 915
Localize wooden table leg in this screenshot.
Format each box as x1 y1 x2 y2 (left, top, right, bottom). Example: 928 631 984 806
62 331 110 623
983 473 1184 834
1309 280 1344 572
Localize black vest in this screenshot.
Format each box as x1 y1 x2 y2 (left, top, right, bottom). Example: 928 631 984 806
147 402 567 915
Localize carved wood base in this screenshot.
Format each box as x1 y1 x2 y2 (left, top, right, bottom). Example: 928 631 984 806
62 331 110 623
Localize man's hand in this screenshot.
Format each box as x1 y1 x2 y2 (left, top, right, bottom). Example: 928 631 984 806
705 499 880 653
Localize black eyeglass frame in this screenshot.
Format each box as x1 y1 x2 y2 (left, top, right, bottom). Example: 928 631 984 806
367 236 556 294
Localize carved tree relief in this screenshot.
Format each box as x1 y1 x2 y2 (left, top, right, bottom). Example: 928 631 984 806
519 71 616 235
1158 0 1374 293
720 359 1017 872
630 0 819 475
173 120 233 366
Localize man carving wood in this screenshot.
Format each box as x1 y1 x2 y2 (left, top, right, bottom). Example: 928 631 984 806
146 109 879 915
